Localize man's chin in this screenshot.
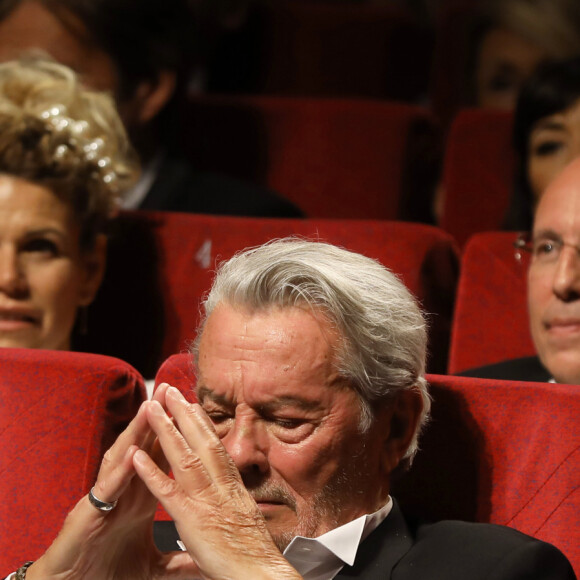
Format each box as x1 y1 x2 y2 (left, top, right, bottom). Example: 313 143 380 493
261 510 299 552
266 524 296 553
541 349 580 384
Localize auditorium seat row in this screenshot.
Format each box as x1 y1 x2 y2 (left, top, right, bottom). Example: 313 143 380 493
206 0 487 126
83 212 459 377
178 95 516 246
1 348 577 576
81 210 531 378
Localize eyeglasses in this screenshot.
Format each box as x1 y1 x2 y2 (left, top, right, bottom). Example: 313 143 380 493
514 232 580 264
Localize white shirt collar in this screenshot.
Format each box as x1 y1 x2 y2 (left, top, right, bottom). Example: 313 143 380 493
120 152 164 210
283 497 393 580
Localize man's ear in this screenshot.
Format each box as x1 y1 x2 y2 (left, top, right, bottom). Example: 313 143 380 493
379 389 424 474
78 234 107 307
122 70 177 126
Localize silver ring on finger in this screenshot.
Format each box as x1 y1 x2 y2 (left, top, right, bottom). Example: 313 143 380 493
88 486 118 512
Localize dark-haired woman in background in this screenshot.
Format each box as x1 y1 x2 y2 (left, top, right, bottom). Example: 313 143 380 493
505 57 580 230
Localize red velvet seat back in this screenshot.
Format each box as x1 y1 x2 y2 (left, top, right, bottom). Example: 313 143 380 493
395 374 579 577
180 96 440 222
448 231 534 374
440 109 515 247
155 356 579 575
91 213 457 375
0 349 145 574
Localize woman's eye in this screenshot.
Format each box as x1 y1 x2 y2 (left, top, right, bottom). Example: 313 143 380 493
22 238 60 256
533 140 564 157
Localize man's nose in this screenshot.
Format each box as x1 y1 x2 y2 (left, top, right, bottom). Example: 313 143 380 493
0 248 27 297
552 246 580 301
222 416 269 477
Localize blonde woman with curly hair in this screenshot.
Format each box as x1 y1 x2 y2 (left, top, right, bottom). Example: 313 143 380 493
0 56 139 351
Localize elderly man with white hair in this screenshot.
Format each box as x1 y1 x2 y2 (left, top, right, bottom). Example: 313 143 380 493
9 239 574 579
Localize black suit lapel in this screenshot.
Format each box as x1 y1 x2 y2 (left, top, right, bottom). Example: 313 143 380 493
139 157 191 211
335 502 414 580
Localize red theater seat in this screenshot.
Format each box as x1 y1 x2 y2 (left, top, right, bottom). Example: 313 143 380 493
85 213 458 376
155 356 579 576
155 353 196 402
448 231 534 374
180 96 440 222
0 348 145 575
440 109 515 247
395 374 579 577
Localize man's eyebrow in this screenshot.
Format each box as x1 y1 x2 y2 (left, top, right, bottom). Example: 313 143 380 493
196 387 323 412
533 228 562 241
196 386 232 406
258 396 323 412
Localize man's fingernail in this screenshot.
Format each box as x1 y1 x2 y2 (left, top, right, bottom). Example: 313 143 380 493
167 386 186 401
134 449 148 465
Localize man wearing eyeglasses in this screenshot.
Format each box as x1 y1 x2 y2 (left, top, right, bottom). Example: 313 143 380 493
463 156 580 384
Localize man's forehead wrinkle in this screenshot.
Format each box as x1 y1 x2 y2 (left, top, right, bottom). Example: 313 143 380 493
196 302 345 411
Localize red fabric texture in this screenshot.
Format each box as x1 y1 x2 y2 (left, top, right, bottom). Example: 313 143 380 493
180 96 439 220
394 374 579 577
102 212 458 374
448 231 534 373
440 109 515 247
155 354 197 405
0 348 145 574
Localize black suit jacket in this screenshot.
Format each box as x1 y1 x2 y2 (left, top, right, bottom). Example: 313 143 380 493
458 356 552 382
139 157 304 218
336 502 574 579
153 501 575 579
